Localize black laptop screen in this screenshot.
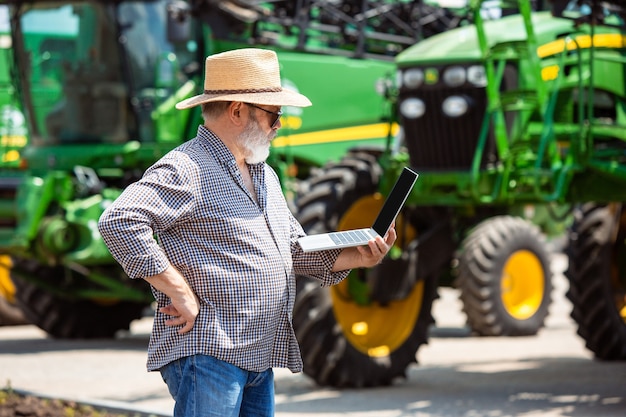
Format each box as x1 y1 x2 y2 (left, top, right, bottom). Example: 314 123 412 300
371 167 419 236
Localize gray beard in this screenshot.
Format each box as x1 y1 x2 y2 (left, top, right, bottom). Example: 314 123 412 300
239 115 272 164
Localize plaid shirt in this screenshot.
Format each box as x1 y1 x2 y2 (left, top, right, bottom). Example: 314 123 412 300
98 125 349 372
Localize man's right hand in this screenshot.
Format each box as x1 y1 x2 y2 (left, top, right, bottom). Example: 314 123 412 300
159 300 199 334
145 266 200 334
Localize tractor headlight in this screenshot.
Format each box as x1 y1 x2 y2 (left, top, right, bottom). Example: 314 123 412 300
402 68 424 89
442 95 469 117
400 98 426 119
467 65 487 87
443 66 466 87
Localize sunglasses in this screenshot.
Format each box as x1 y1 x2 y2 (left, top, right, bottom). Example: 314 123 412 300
246 103 283 129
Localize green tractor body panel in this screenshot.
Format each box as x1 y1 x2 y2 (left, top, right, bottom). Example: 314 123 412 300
396 12 575 64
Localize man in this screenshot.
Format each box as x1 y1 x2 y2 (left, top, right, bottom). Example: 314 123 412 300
98 48 395 417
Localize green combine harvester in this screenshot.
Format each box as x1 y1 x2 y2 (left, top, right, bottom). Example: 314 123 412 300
291 0 626 387
0 0 469 361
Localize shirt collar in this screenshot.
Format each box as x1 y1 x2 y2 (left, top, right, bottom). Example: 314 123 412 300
196 125 237 167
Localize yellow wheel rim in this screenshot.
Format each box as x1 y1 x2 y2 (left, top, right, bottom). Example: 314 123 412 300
501 250 544 320
0 255 15 303
331 194 421 357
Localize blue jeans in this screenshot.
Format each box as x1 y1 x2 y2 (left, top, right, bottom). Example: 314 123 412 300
160 355 275 417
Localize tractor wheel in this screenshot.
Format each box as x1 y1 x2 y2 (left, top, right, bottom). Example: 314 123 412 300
293 152 437 387
0 256 28 326
456 216 552 336
565 203 626 359
11 258 148 339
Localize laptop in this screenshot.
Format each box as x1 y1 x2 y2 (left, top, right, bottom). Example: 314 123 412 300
297 167 419 252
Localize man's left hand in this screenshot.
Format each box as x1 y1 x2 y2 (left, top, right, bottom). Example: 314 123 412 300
356 225 397 268
331 224 397 271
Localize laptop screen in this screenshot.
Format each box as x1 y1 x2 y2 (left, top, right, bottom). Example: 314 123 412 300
371 167 419 236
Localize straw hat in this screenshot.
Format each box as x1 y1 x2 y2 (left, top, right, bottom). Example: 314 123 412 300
175 48 312 109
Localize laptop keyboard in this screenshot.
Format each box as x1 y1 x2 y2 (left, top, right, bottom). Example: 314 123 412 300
329 229 372 245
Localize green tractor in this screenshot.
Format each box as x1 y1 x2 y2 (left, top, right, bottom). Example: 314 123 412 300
0 0 469 337
291 0 626 387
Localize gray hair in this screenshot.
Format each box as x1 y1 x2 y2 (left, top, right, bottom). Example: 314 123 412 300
201 101 233 121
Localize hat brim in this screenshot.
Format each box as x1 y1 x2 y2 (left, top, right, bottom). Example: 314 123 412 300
175 87 312 109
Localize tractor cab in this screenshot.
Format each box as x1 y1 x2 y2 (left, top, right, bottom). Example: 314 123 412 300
6 0 198 151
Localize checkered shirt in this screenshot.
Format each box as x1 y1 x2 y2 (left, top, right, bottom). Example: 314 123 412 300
98 125 349 372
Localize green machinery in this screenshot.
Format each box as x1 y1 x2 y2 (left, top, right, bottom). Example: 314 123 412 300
0 13 26 325
0 0 469 340
291 0 626 387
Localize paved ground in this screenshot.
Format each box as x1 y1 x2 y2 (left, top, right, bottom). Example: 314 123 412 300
1 254 625 416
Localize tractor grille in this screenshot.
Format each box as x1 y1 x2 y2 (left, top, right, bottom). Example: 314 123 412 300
400 86 497 171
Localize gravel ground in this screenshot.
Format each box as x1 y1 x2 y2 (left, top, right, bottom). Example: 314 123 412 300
0 390 159 417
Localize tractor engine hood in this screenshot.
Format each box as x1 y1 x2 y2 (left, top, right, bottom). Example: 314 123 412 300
395 11 576 66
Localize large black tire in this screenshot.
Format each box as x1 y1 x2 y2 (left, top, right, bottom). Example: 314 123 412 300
565 203 626 359
456 216 553 336
293 152 438 387
11 258 148 339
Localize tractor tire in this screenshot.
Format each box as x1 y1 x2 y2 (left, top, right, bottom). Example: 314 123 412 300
293 152 437 387
565 203 626 359
11 258 148 339
457 215 552 336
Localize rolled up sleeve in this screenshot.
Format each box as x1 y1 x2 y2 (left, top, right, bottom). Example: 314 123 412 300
289 213 350 286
